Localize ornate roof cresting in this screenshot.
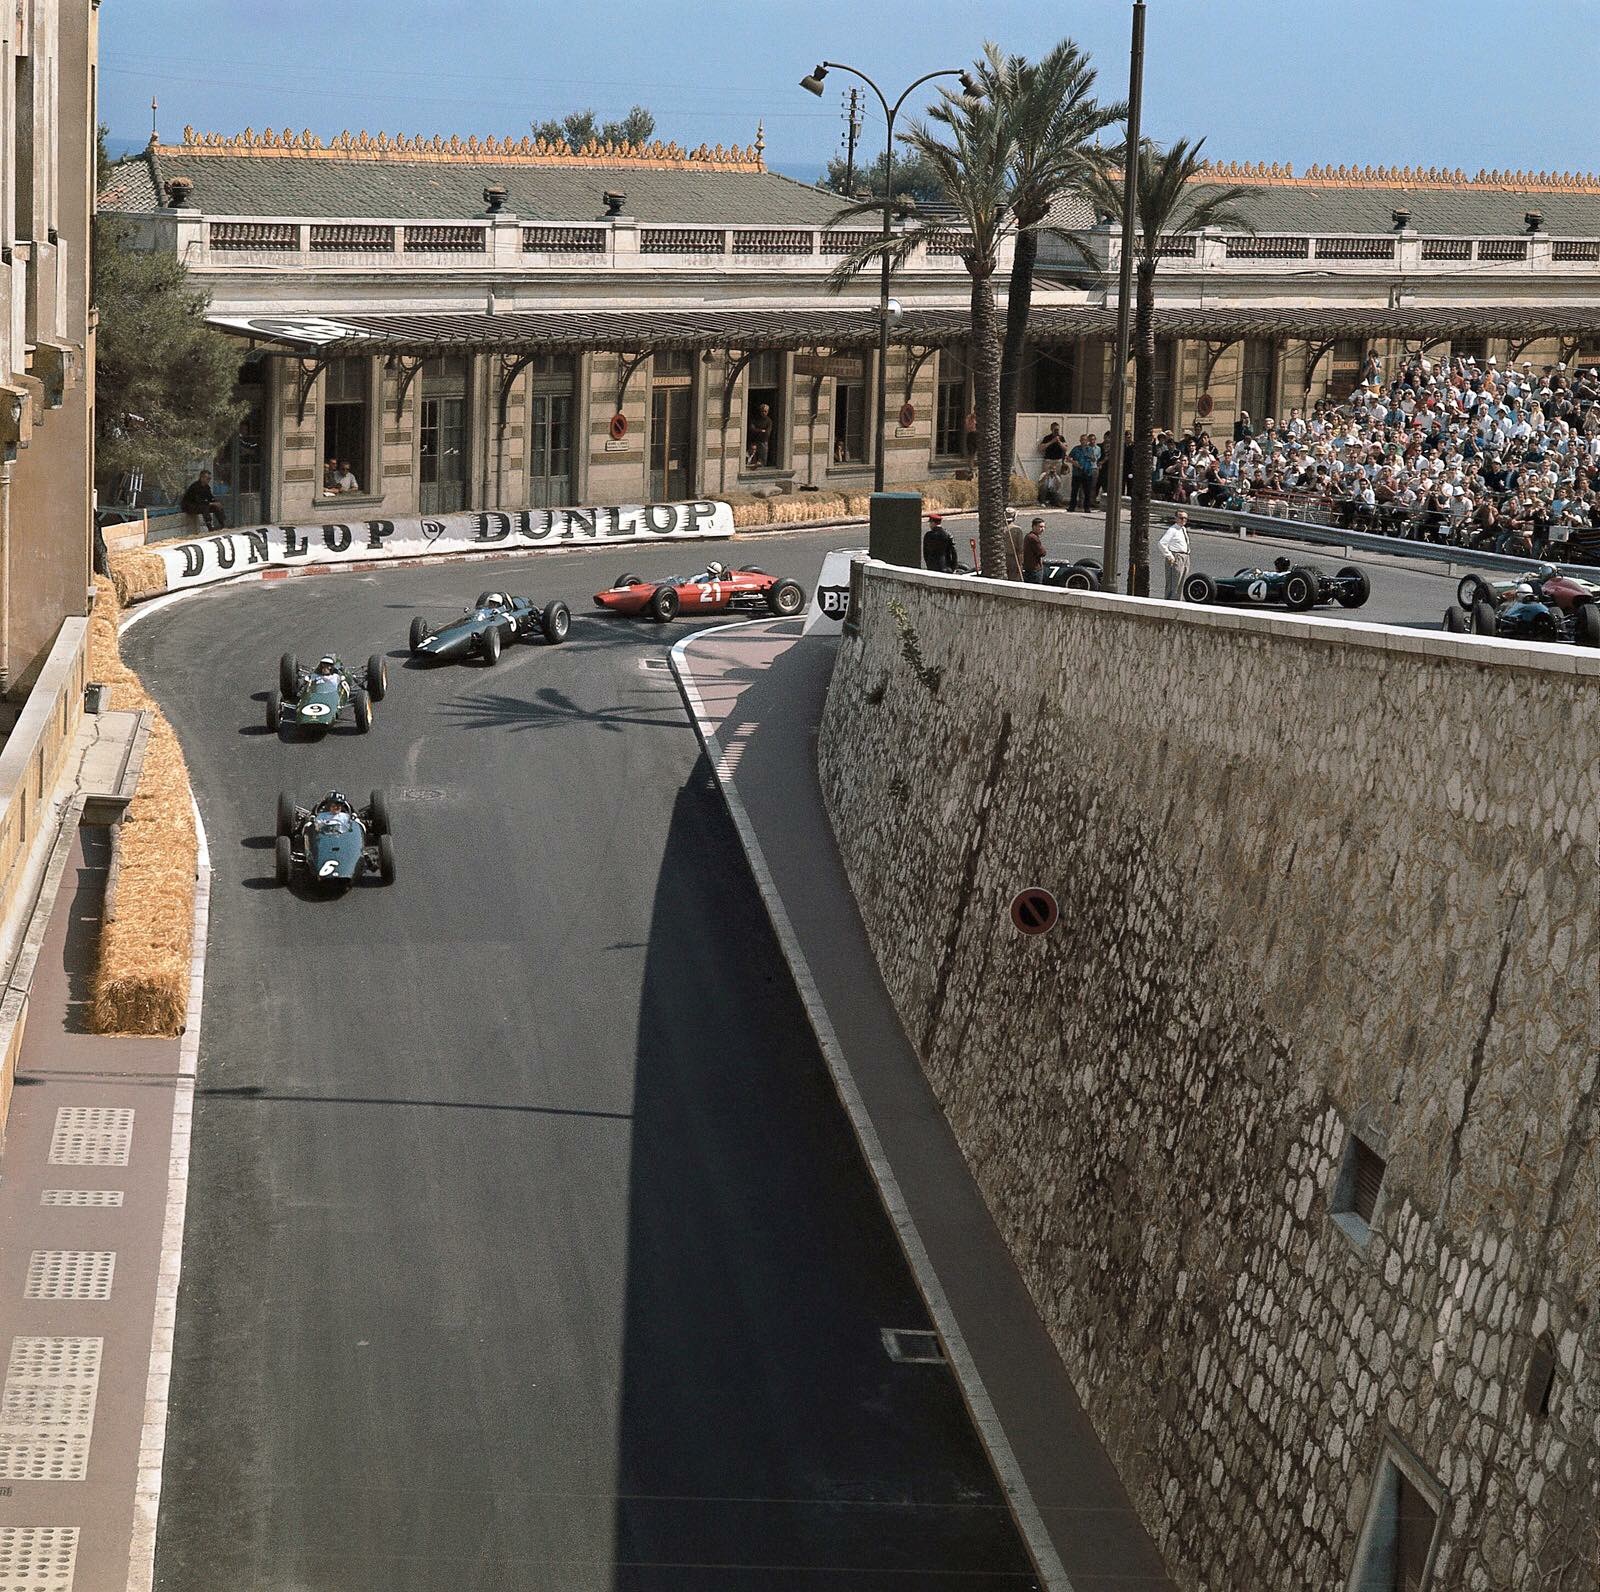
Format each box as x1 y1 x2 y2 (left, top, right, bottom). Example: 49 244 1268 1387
1193 159 1600 193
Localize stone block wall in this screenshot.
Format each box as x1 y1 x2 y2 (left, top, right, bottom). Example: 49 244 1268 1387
818 565 1600 1591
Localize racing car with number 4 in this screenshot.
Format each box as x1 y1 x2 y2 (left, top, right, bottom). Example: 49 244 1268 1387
269 652 388 736
408 590 571 664
593 561 806 621
1181 556 1370 613
275 789 396 888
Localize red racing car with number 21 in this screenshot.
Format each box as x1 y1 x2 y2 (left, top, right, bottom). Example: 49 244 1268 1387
593 561 806 622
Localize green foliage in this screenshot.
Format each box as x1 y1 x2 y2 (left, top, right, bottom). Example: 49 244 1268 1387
1079 136 1255 261
820 148 947 207
532 105 655 150
93 220 246 493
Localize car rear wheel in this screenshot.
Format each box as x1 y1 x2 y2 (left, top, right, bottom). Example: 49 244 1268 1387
541 600 571 643
366 654 388 701
1061 565 1097 592
615 572 641 588
1282 567 1318 611
1574 603 1600 647
266 695 281 733
1335 566 1371 608
766 579 804 616
352 688 372 733
1472 598 1499 636
1181 571 1217 604
1457 574 1490 610
274 835 292 886
1443 604 1471 634
377 834 397 885
368 790 392 837
409 617 429 654
481 626 502 664
650 587 680 622
737 564 766 574
276 790 296 837
279 652 298 701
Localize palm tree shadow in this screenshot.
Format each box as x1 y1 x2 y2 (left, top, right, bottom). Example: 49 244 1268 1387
437 686 686 734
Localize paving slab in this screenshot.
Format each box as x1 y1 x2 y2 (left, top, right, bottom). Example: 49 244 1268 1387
674 619 1175 1592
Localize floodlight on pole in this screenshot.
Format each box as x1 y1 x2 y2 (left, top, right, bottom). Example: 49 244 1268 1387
800 66 829 96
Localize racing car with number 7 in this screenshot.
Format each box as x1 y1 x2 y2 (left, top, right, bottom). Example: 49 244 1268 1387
593 562 806 621
269 652 388 736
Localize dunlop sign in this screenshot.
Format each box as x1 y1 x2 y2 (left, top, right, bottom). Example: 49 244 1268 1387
153 501 735 591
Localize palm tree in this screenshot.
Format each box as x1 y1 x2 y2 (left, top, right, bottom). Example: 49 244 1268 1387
971 41 1122 490
1082 139 1253 593
828 88 1018 578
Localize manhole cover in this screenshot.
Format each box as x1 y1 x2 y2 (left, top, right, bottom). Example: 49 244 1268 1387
881 1328 946 1365
1010 888 1059 936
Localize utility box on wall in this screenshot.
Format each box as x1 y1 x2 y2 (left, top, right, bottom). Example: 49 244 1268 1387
868 492 922 569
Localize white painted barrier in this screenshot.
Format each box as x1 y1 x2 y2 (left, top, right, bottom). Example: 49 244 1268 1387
152 500 735 592
806 547 865 633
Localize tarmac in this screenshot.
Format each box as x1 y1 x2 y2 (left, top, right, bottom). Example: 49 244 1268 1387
673 619 1175 1592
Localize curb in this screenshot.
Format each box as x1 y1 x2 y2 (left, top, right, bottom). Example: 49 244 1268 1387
669 621 1070 1592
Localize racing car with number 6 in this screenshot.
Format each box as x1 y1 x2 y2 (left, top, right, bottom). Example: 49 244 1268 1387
275 789 396 889
269 652 387 736
408 590 571 664
1181 557 1370 612
593 562 806 621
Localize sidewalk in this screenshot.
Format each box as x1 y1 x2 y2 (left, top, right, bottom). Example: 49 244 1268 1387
0 826 190 1592
673 621 1173 1592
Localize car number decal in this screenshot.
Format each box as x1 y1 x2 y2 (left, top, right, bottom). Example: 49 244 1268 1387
318 858 339 876
301 702 332 718
1247 579 1269 602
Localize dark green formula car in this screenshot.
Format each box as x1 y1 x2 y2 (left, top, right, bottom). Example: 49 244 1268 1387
275 789 396 889
269 652 388 736
408 590 571 664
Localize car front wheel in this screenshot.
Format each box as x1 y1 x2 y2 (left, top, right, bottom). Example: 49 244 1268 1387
766 579 804 616
409 617 429 654
541 601 572 643
274 834 292 886
650 587 680 622
377 834 397 885
481 626 502 665
352 688 372 732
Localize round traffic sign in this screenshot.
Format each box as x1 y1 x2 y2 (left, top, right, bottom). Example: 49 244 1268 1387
1010 888 1059 936
609 410 629 441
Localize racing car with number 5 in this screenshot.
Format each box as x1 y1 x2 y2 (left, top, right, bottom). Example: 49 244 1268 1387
269 652 387 736
409 590 571 664
593 562 806 621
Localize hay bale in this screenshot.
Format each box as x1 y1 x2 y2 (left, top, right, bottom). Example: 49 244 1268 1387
108 548 169 606
87 579 197 1037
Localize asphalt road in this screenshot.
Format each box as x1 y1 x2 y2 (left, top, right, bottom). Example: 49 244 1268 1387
125 522 1469 1590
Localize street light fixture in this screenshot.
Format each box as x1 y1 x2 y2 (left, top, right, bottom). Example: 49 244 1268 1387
801 59 979 492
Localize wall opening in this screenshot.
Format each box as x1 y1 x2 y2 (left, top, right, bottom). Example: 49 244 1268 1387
1347 1446 1443 1592
1524 1332 1557 1420
1331 1130 1387 1248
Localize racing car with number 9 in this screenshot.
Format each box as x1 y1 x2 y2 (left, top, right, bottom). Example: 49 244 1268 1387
269 652 387 736
593 562 806 622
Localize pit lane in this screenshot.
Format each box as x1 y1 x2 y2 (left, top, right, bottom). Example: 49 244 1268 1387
122 522 1468 1589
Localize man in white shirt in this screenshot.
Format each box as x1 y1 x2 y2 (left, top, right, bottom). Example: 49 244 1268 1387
1157 510 1191 600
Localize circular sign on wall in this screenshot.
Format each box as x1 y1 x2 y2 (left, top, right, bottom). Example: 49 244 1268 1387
609 411 629 441
1197 392 1215 419
1009 888 1060 936
899 401 917 428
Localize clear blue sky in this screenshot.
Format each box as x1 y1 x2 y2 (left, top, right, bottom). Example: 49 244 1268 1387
101 1 1600 181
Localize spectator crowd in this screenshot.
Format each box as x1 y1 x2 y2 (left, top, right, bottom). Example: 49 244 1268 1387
1146 352 1600 563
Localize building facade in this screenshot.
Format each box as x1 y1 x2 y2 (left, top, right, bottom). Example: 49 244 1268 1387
2 0 96 695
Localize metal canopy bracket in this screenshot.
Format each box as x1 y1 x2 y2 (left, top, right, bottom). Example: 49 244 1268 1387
495 350 543 427
293 355 334 425
1199 338 1238 392
901 344 938 404
614 350 652 412
389 354 425 416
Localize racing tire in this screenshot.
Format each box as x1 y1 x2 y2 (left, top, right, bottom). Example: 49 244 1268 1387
266 695 281 733
1443 604 1471 634
279 652 298 702
377 833 397 886
367 790 392 837
615 573 641 588
352 688 372 733
1574 603 1600 648
274 835 292 887
366 654 387 702
765 579 805 617
276 790 296 838
1282 567 1319 611
1472 598 1499 637
649 586 680 623
1061 565 1098 592
409 617 430 655
1181 571 1217 605
540 600 572 644
481 626 502 665
1072 558 1104 578
1457 574 1491 610
737 564 767 574
1335 566 1371 609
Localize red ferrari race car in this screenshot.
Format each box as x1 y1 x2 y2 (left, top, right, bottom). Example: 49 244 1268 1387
593 561 806 622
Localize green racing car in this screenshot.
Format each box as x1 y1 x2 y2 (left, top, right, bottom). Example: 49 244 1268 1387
269 652 388 736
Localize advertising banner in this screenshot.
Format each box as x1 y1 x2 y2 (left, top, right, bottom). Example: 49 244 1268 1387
152 501 735 591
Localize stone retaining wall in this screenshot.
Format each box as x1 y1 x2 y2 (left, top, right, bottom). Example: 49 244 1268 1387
818 563 1600 1591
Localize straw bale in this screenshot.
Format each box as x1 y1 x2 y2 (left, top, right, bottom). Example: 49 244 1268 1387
108 548 170 606
86 578 197 1037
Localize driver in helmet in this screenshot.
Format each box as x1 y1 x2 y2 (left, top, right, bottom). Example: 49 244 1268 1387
321 791 351 816
1512 582 1537 603
705 561 728 580
315 655 340 677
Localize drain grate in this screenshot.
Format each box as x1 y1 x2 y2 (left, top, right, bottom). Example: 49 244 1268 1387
640 656 672 673
48 1108 133 1167
40 1190 124 1209
24 1252 116 1302
0 1526 79 1589
0 1339 102 1485
881 1327 946 1365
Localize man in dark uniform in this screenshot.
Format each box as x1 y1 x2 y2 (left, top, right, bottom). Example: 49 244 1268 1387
922 512 957 573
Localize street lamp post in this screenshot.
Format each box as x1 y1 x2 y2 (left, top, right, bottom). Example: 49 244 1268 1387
1101 0 1146 592
802 62 978 494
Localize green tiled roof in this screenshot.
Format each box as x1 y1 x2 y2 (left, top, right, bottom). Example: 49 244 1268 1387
101 145 845 227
